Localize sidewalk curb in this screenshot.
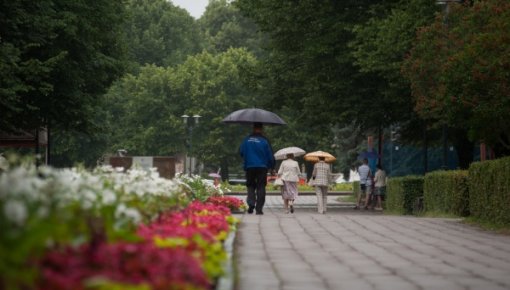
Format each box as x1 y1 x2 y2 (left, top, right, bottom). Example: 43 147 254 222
215 222 238 290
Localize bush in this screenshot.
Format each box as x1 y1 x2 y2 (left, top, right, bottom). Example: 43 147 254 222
352 181 360 199
469 157 510 226
423 170 469 216
386 176 424 214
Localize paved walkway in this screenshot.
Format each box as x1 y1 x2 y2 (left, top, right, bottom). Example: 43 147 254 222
233 196 510 290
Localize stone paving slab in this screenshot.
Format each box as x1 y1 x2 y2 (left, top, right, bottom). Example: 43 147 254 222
233 195 510 290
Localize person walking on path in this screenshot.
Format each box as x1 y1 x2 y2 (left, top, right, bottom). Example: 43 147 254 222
363 171 374 210
277 153 301 214
373 164 387 211
312 156 331 214
355 158 371 210
239 122 275 215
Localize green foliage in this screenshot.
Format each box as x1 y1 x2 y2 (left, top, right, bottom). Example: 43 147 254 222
350 0 438 138
469 157 510 226
352 181 360 199
423 170 469 216
234 0 386 133
0 0 127 134
103 48 261 173
123 0 203 67
403 0 510 152
386 176 424 214
199 0 266 58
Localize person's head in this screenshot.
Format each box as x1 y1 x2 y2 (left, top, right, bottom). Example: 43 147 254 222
319 156 325 162
253 122 263 133
286 153 294 159
377 163 383 170
363 158 368 164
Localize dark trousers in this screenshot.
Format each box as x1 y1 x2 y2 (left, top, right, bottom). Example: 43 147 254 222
245 167 268 212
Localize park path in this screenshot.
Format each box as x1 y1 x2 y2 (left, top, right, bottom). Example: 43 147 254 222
233 196 510 290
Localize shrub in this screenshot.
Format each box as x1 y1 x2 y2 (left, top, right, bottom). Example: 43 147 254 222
352 181 360 199
386 176 424 215
469 157 510 226
423 170 469 216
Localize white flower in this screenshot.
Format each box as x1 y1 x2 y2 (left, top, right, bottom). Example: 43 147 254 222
101 190 116 205
4 199 28 226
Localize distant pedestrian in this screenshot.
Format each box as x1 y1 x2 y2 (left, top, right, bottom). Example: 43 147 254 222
363 170 374 210
239 123 275 215
312 156 331 214
278 153 301 214
355 158 371 210
373 164 387 211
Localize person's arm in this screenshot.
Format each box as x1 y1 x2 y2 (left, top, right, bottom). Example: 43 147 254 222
312 164 317 179
278 162 284 176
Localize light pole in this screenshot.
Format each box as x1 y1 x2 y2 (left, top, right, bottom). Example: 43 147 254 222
437 0 462 170
181 114 201 176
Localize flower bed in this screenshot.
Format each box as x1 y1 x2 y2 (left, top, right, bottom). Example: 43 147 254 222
0 159 246 290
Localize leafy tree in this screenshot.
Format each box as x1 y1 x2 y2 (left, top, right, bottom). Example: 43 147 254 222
0 0 127 135
104 48 262 176
123 0 204 68
199 0 267 58
350 0 437 131
403 0 510 157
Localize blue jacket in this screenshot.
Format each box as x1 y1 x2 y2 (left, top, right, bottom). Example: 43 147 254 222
239 133 275 170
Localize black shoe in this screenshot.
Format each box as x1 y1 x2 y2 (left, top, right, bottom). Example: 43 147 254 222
248 206 254 214
290 205 294 213
256 211 264 215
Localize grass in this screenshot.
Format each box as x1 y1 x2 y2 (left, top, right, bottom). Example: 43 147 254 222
462 217 510 235
226 182 354 192
415 210 462 219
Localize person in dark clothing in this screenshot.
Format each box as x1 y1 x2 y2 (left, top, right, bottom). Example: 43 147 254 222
239 122 275 215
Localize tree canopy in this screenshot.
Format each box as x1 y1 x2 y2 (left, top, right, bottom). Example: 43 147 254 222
0 0 127 134
123 0 204 68
403 0 510 155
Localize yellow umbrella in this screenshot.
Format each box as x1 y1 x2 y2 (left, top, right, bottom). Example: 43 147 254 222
304 150 336 163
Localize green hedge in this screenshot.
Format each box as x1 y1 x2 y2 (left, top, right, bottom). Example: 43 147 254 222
469 157 510 226
352 181 360 198
423 170 469 216
386 176 424 214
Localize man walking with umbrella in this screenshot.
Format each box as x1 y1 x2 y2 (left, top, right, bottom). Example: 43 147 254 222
239 122 275 215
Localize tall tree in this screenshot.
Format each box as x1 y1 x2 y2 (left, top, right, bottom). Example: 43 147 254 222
199 0 267 58
0 0 127 134
234 0 396 143
104 48 262 175
403 0 510 157
123 0 204 68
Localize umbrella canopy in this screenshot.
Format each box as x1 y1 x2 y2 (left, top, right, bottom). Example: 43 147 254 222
222 108 286 125
208 173 221 178
304 151 336 163
274 146 306 160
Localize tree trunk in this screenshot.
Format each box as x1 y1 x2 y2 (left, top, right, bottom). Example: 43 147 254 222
452 129 474 169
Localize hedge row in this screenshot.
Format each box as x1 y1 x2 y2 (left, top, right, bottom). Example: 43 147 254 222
423 170 469 216
469 156 510 225
352 181 360 198
386 176 424 214
386 157 510 226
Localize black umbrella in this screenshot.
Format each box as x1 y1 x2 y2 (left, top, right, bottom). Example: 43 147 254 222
222 108 286 125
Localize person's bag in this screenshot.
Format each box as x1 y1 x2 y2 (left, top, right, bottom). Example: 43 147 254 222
307 178 315 187
274 178 284 186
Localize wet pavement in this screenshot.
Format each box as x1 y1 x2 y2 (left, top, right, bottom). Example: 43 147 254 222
233 195 510 290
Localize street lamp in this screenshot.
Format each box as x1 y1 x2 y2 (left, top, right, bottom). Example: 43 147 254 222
181 114 201 176
436 0 461 170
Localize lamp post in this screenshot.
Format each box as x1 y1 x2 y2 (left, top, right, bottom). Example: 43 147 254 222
437 0 461 170
181 114 201 176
